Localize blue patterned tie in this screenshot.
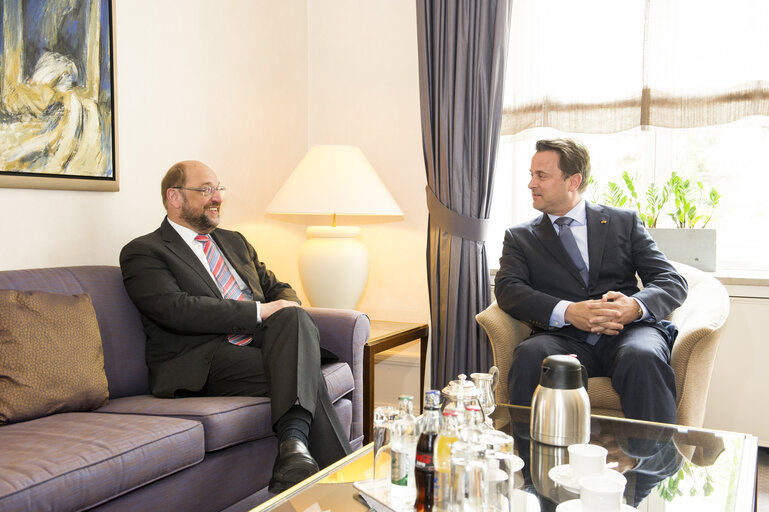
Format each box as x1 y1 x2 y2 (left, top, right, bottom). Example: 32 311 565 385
195 234 253 346
555 217 589 286
555 218 598 345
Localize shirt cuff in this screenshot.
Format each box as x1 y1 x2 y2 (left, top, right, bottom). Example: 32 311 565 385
633 298 650 322
255 301 262 324
549 300 572 328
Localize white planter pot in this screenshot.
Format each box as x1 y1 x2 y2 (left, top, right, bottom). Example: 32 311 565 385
646 228 717 272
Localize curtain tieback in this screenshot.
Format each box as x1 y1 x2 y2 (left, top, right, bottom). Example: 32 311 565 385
425 186 490 242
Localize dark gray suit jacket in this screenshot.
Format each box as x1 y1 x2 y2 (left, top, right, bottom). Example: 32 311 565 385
494 202 687 335
120 218 299 397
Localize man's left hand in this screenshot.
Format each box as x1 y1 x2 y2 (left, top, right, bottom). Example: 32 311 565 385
586 291 640 335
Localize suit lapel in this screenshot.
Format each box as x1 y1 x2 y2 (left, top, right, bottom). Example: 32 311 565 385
532 214 585 286
160 218 221 297
585 202 611 285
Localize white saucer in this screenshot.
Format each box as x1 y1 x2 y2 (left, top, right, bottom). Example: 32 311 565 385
555 498 637 511
504 454 526 473
548 464 627 493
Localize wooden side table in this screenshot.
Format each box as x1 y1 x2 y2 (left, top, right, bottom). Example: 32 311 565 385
363 320 429 443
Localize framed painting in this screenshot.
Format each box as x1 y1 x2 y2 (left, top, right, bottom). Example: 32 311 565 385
0 0 117 191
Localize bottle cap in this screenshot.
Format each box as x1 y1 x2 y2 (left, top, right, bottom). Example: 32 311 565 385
425 390 441 408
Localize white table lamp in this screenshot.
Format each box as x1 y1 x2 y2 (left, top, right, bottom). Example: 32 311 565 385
266 145 403 309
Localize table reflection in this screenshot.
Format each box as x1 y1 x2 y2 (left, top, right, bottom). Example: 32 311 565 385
492 405 731 511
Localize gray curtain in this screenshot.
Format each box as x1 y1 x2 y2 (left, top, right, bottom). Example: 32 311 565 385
416 0 512 389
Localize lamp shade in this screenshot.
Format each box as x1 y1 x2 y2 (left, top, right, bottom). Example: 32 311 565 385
266 145 402 309
266 145 403 217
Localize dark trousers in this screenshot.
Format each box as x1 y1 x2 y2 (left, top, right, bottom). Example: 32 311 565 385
509 323 677 424
199 307 352 467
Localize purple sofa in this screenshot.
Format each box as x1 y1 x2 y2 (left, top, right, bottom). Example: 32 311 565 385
0 266 369 512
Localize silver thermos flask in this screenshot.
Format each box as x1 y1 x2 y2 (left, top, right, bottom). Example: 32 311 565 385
530 354 590 446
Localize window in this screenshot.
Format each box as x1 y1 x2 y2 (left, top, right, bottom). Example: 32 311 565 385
489 0 769 271
489 119 769 271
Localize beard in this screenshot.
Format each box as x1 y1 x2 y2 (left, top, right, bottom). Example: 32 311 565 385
180 196 220 233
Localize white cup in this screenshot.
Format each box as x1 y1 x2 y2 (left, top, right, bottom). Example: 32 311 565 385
567 443 607 480
579 476 625 512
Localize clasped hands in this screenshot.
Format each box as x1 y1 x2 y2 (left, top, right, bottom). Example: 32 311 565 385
564 291 640 336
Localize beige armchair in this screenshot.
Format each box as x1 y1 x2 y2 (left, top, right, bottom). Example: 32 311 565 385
476 261 730 428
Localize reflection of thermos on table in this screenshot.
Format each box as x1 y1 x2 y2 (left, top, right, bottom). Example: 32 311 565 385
531 441 574 505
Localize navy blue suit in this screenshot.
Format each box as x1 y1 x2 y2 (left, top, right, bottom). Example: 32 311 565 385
494 202 688 423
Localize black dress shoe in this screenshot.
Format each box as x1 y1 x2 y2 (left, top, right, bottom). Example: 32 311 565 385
268 438 319 494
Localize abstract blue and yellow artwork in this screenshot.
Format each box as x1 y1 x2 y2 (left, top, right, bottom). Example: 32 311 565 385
0 0 116 190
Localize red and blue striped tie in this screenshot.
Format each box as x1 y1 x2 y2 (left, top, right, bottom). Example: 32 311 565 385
195 234 253 346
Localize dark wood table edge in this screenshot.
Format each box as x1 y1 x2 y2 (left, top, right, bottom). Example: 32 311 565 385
363 323 429 443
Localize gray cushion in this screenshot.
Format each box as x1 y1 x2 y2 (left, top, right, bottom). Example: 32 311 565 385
95 362 355 452
0 412 203 512
333 398 353 442
322 361 354 402
97 396 273 452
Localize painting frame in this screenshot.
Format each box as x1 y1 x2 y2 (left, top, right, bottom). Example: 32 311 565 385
0 0 118 192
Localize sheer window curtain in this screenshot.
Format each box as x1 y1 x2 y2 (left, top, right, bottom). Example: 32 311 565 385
417 0 512 389
502 0 769 136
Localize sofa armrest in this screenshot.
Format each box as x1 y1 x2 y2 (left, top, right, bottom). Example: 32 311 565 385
307 307 370 444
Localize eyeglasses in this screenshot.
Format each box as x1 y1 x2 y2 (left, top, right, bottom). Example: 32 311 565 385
171 185 226 197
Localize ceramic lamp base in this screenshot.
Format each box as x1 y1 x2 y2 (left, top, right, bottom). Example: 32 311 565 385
298 226 368 309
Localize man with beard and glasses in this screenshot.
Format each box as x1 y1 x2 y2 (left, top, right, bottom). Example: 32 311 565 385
119 160 351 493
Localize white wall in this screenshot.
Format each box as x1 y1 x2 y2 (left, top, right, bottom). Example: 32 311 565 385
307 0 428 323
704 286 769 446
1 0 430 325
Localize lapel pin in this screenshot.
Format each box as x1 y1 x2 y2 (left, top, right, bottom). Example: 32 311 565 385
601 220 607 224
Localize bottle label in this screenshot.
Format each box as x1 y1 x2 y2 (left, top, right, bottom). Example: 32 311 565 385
434 469 450 508
415 452 434 471
391 449 409 486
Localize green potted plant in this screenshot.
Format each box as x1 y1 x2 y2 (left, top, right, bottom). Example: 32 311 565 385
596 171 720 271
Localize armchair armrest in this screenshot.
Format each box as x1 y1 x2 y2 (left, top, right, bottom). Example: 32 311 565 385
307 307 370 444
476 301 532 406
666 262 730 428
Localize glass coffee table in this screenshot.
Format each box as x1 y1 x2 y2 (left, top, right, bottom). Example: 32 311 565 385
250 404 758 511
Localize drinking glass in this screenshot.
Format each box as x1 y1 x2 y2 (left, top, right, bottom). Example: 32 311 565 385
464 444 488 511
449 441 470 510
485 450 517 512
470 367 499 419
449 441 488 511
373 405 399 481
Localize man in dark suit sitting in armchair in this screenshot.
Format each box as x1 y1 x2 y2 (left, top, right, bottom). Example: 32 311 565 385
494 139 688 424
120 160 351 493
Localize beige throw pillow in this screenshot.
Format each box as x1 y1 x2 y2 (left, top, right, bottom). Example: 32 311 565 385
0 289 109 424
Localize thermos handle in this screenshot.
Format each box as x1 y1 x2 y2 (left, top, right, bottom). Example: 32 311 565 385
581 365 589 390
